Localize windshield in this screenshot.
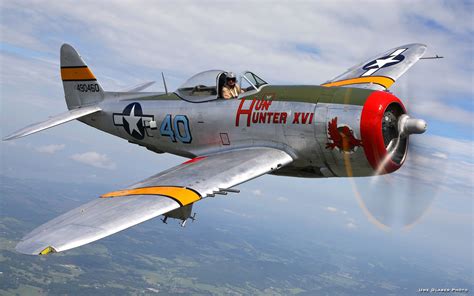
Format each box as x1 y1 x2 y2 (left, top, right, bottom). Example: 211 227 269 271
242 71 268 90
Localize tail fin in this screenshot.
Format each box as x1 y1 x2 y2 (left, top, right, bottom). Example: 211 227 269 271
60 44 104 109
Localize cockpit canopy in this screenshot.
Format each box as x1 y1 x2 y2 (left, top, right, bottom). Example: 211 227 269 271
176 70 267 102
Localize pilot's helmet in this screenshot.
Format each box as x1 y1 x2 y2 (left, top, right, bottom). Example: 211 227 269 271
226 72 237 81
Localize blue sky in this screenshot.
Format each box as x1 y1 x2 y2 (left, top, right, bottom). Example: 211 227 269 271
0 0 472 274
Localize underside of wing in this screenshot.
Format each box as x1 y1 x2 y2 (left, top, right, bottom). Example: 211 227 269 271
322 44 427 90
16 147 293 255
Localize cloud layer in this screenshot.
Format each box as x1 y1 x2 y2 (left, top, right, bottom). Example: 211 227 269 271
35 144 65 154
70 152 116 170
1 1 472 131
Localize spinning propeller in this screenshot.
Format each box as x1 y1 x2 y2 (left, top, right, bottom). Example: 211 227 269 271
347 94 443 230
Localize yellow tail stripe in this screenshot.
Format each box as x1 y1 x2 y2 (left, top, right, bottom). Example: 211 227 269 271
100 186 201 206
61 67 96 81
322 76 395 89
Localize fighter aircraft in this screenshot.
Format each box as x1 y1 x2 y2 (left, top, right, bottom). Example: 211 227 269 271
4 43 428 255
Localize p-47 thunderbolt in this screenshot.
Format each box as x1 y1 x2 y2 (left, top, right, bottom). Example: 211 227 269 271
5 44 428 255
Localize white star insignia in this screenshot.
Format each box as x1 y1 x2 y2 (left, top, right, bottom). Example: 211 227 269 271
123 105 142 136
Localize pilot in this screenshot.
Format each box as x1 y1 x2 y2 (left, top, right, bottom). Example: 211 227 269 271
222 72 244 99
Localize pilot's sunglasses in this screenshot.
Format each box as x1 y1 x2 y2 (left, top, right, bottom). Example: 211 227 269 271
228 78 236 82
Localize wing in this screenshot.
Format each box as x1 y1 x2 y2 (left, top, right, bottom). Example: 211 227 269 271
322 44 427 90
16 147 293 255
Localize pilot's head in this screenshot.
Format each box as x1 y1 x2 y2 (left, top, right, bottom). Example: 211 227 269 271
226 72 237 87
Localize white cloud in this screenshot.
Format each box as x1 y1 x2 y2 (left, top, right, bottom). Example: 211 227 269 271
252 189 263 196
223 208 251 219
35 144 65 154
395 135 474 194
346 222 357 229
325 207 350 216
3 141 17 147
70 152 116 170
0 0 471 133
276 196 288 202
410 99 473 126
2 1 472 95
432 152 448 160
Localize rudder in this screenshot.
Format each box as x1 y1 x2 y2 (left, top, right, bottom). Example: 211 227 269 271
60 44 104 109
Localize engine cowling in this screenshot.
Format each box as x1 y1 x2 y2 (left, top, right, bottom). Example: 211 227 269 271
321 90 419 177
360 91 409 174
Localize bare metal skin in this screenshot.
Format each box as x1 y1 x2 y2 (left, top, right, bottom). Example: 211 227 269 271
4 44 428 255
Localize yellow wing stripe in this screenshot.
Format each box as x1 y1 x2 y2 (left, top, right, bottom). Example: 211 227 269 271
322 76 395 89
100 186 201 206
61 66 96 81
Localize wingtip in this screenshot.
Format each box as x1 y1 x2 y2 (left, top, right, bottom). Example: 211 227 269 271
15 241 41 256
15 239 58 256
3 131 28 141
401 42 427 47
2 133 21 141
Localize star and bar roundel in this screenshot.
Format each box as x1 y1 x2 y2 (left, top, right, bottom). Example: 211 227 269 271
113 103 155 140
361 48 407 77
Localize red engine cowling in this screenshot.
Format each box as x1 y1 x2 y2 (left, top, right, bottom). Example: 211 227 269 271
360 91 408 174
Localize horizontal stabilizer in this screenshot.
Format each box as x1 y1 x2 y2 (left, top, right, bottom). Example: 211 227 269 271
322 43 427 90
3 106 101 140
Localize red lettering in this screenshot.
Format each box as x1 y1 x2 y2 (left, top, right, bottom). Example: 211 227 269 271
301 112 309 124
254 99 272 111
236 99 256 127
236 99 282 126
266 112 274 123
309 113 314 124
252 112 259 123
292 112 300 124
262 100 272 111
273 112 280 124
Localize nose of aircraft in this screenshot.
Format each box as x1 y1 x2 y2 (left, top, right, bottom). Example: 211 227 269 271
398 114 427 138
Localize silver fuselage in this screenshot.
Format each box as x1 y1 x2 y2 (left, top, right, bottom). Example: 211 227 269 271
80 85 373 178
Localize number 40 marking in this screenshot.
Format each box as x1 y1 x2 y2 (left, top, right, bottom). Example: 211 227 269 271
160 114 192 143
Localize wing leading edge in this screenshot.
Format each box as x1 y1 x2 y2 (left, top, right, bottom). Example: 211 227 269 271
16 147 293 255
